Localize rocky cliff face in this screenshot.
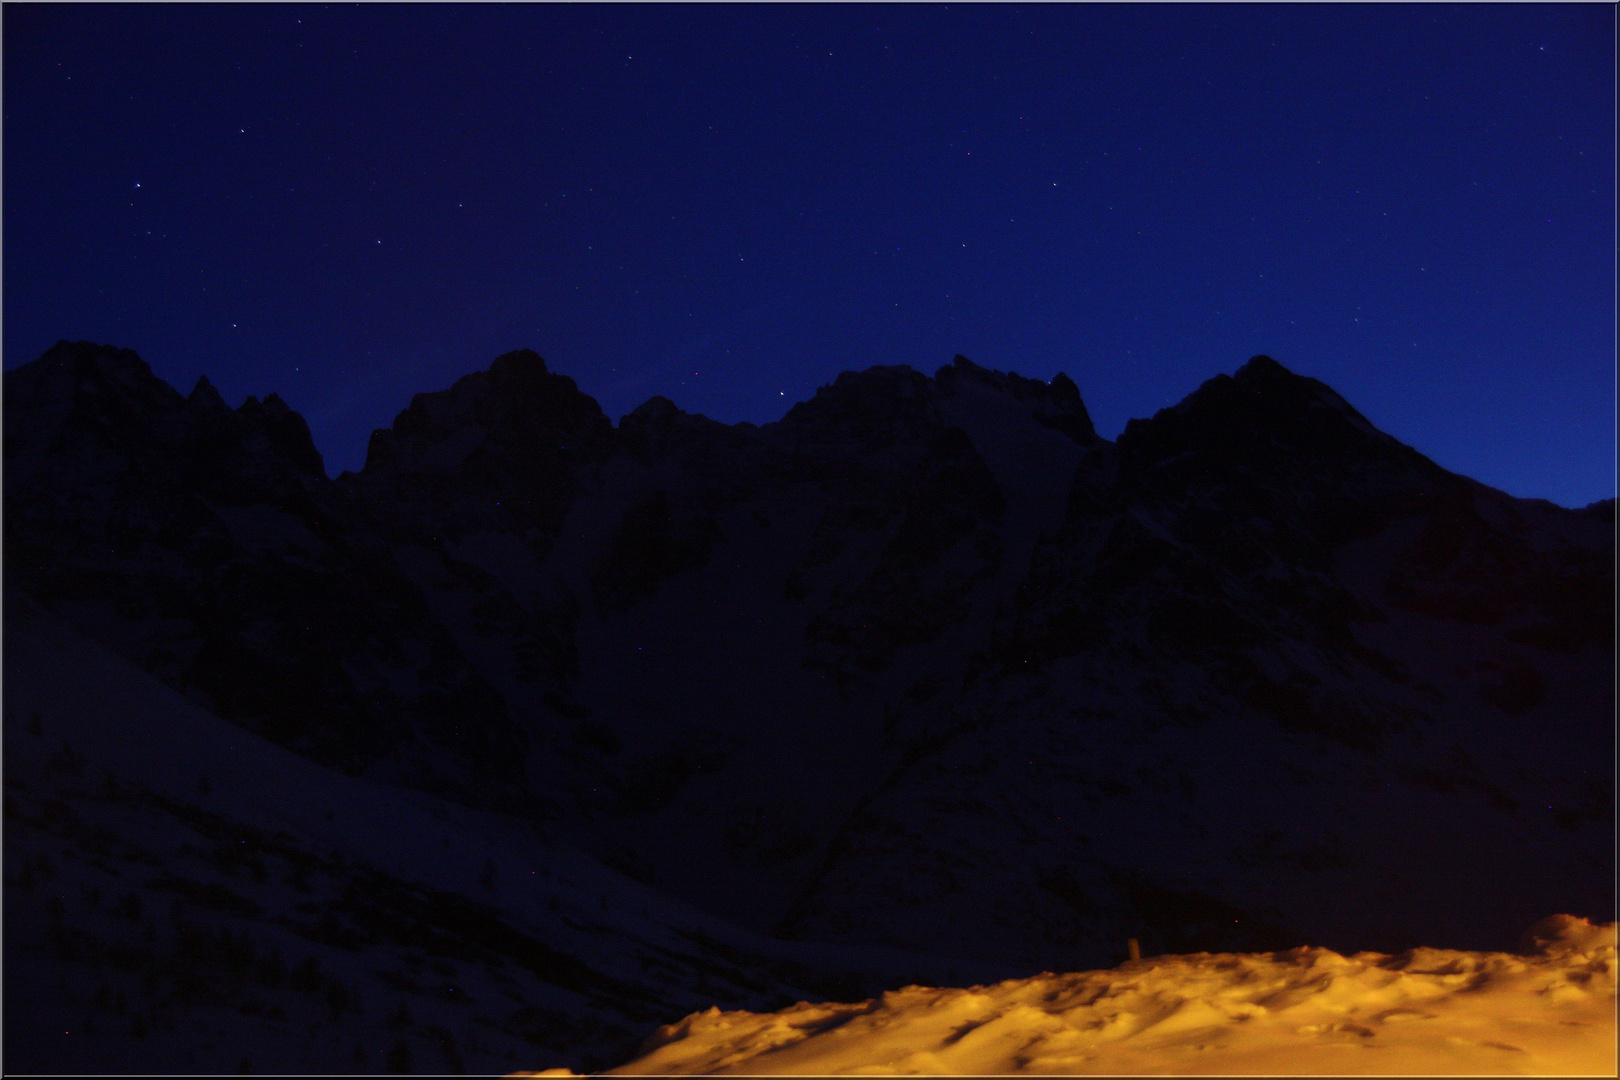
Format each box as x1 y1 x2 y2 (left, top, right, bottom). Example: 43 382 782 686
7 341 1612 1021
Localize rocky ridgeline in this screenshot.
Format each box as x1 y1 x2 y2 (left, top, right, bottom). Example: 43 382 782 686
7 339 1612 986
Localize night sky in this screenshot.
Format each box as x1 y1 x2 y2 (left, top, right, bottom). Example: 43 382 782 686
5 4 1614 508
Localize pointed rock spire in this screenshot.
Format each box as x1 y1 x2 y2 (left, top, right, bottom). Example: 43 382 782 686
1233 354 1290 380
188 375 227 409
239 391 326 479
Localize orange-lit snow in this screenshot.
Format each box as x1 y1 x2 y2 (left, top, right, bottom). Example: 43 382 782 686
519 915 1615 1076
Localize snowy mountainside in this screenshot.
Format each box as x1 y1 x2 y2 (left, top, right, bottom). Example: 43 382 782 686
5 340 1612 1072
2 592 1000 1074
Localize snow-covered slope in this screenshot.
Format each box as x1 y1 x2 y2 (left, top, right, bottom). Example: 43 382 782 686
764 357 1611 971
582 915 1616 1076
2 592 1001 1074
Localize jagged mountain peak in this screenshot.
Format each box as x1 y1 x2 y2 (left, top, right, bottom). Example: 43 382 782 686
4 340 326 487
5 341 536 808
771 356 1100 453
1119 353 1410 474
346 350 618 552
1580 496 1616 520
7 340 185 438
624 394 680 422
237 392 326 479
33 337 163 386
1232 351 1289 379
1233 353 1386 439
187 373 227 408
362 348 613 474
935 354 1099 446
935 352 1068 403
783 363 936 418
488 345 550 380
616 394 764 470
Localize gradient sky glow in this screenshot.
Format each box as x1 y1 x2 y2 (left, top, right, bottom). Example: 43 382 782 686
5 4 1614 506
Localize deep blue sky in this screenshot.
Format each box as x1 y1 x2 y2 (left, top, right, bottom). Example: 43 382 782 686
5 4 1614 506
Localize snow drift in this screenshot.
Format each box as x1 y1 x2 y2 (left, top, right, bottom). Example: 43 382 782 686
540 914 1615 1075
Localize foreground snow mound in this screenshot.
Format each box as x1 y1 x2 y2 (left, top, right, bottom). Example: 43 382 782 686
588 916 1615 1075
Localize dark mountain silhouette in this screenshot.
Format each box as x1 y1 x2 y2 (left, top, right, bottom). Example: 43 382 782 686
5 340 1611 1073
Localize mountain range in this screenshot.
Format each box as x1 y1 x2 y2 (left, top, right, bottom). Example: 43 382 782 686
5 340 1612 1073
